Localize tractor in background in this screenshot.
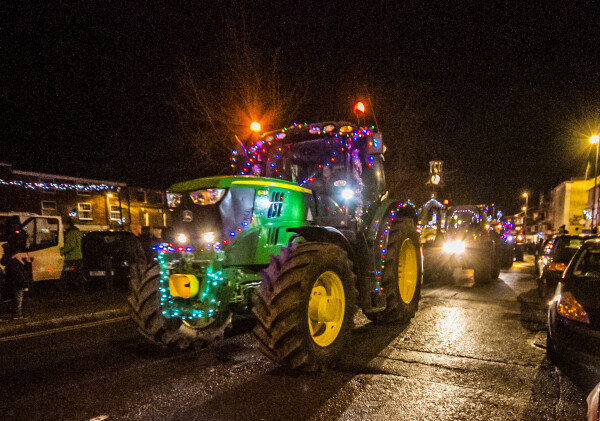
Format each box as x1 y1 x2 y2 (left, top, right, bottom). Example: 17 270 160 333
128 120 423 371
420 204 502 284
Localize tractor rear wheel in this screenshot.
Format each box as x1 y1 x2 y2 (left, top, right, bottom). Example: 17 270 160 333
253 242 357 371
364 218 422 324
128 263 232 349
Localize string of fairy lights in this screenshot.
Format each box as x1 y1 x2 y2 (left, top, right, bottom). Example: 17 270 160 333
230 122 378 180
0 178 120 192
372 201 416 293
156 121 414 320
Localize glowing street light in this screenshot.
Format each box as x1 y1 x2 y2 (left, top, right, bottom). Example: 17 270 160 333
591 135 600 232
250 122 261 132
522 192 528 245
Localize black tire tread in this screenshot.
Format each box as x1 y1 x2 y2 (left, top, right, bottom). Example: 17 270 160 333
253 242 357 371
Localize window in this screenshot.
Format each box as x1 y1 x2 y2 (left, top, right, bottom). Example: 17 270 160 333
41 200 57 216
78 203 92 220
148 191 164 204
19 217 59 251
36 217 59 248
136 190 146 203
109 204 121 221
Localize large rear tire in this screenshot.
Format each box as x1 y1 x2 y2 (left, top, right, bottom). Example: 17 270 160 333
364 218 422 324
128 263 232 349
253 242 356 371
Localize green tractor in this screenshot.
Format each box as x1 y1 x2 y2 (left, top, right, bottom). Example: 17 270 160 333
128 121 423 371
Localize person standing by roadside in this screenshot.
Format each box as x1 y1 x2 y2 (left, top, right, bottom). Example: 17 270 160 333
0 232 29 320
60 217 85 293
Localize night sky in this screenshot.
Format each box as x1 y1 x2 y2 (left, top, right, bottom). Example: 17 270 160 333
3 1 600 214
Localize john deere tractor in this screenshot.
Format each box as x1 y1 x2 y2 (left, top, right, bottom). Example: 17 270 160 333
128 121 423 371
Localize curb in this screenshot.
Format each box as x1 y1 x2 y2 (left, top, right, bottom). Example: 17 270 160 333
0 307 129 338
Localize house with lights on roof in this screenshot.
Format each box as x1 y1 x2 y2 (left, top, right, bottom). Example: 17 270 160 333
0 163 168 234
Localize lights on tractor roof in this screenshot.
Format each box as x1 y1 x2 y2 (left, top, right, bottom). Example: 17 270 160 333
353 101 365 114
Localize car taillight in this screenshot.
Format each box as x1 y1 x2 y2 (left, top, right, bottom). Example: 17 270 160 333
549 262 567 272
552 291 590 324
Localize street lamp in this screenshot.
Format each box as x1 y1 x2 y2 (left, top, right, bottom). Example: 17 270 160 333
522 192 528 244
590 135 599 232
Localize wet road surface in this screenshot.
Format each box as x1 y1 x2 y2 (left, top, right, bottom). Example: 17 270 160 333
0 257 596 420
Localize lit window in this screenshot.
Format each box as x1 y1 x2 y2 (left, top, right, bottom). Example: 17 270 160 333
78 203 92 220
109 204 121 221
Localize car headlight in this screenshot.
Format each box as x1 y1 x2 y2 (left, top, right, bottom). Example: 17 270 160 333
553 291 590 324
190 189 226 205
167 192 182 208
442 240 465 254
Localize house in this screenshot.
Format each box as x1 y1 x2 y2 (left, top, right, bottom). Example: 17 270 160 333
548 178 594 235
0 163 168 234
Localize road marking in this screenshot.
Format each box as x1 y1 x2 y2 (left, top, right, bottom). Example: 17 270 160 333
0 316 130 343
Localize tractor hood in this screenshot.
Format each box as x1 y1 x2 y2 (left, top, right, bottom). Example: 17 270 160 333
165 175 312 252
168 175 309 195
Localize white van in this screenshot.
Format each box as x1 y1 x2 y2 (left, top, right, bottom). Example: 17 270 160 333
0 212 64 282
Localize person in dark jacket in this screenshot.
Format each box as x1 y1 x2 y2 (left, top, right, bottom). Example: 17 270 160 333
138 226 160 264
60 217 85 292
1 235 29 320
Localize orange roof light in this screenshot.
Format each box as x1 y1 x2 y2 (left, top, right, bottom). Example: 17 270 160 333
353 101 365 114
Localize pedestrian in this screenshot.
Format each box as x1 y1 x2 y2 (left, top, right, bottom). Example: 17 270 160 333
138 226 160 264
0 232 29 320
60 217 85 293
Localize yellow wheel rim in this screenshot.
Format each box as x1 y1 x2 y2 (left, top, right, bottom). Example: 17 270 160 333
308 271 345 347
398 238 418 304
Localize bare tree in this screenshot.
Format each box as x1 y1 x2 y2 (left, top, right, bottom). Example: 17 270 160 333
369 82 445 205
173 2 308 176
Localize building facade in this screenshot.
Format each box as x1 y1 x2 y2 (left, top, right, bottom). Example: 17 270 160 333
549 178 594 235
0 163 168 234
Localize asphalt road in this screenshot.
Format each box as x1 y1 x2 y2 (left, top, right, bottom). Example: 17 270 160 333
0 257 596 420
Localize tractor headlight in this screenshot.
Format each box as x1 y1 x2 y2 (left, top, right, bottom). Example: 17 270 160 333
202 232 216 243
167 192 182 208
442 240 465 254
190 189 226 206
341 188 354 200
176 233 188 244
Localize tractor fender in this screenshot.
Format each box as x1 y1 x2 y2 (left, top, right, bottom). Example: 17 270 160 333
364 199 418 242
286 226 357 264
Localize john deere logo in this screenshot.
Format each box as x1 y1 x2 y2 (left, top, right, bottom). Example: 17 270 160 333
182 210 193 222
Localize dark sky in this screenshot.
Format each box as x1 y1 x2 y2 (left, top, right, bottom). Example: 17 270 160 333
3 1 600 214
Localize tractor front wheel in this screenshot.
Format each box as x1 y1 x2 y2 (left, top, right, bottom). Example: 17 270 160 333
253 242 357 371
127 263 232 349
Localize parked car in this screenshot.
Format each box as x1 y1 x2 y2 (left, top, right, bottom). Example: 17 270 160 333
547 238 600 373
536 234 596 300
81 231 144 290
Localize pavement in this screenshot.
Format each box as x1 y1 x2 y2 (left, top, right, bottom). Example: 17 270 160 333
0 281 129 338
